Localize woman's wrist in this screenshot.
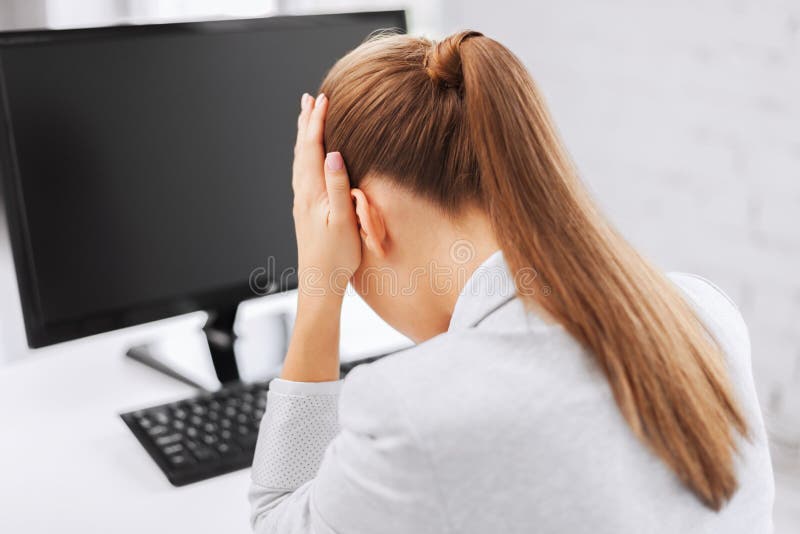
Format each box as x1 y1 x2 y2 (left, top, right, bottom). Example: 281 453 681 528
296 289 344 317
297 265 353 300
280 293 343 383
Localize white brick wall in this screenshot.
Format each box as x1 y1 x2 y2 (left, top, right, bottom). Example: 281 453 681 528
441 0 800 404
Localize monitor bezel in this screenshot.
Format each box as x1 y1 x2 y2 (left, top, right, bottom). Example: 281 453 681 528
0 10 407 348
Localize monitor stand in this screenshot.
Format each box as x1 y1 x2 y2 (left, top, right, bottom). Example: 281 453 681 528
202 304 241 384
125 304 288 392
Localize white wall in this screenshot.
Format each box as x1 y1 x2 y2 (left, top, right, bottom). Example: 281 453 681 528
441 0 800 406
285 0 440 35
0 0 47 31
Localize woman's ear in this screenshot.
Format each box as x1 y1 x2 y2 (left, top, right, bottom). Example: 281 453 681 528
351 188 386 258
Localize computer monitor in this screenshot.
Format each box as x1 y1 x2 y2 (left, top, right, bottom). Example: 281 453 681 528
0 11 407 382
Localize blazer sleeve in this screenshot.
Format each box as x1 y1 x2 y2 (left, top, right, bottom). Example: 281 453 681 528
248 364 447 534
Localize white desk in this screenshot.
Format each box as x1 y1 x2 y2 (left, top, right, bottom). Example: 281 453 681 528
0 291 409 533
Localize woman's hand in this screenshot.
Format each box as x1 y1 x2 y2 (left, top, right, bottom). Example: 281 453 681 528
281 93 361 382
292 93 361 298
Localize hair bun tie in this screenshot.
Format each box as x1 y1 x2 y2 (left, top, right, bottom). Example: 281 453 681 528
425 30 482 91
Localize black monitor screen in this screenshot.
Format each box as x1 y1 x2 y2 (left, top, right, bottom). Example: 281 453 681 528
0 12 405 346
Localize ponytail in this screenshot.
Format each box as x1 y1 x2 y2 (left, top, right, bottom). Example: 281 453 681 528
321 30 748 510
456 32 747 509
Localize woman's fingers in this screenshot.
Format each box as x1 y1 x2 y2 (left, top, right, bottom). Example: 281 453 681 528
324 152 354 222
305 93 327 144
295 93 313 148
290 95 361 299
293 93 326 197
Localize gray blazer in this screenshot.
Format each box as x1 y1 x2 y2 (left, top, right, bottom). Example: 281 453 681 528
249 251 774 533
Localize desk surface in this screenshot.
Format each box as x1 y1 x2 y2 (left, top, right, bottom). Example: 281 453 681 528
0 338 253 533
0 292 409 533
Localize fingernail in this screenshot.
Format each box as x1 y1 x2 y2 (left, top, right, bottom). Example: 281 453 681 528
317 93 326 105
326 151 344 171
301 93 310 110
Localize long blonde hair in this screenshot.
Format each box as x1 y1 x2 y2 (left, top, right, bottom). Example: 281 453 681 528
319 30 747 510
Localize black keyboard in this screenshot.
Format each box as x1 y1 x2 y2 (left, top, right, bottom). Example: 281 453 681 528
121 354 387 486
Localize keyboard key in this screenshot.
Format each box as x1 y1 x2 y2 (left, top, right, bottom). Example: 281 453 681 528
163 443 184 455
186 440 215 461
154 411 169 425
155 433 182 446
168 453 192 467
147 424 168 437
216 442 237 456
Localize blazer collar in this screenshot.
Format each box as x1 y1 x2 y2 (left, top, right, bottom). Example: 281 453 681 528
448 250 517 331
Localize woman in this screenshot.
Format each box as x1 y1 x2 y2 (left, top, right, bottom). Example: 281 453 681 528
248 31 774 533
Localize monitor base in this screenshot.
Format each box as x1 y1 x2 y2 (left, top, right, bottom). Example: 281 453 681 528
126 344 211 392
124 304 291 391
